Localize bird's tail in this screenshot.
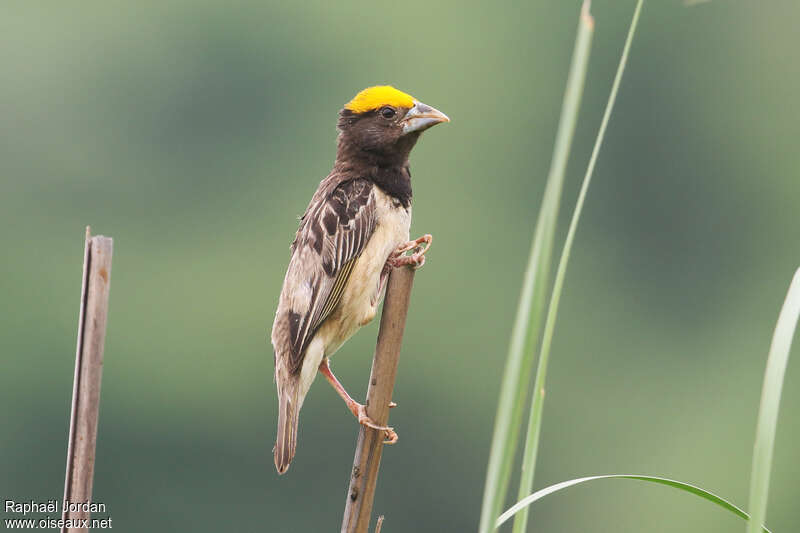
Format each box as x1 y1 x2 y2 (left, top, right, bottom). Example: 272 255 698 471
274 379 300 475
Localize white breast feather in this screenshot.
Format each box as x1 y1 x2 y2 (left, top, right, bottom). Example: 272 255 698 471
296 187 411 399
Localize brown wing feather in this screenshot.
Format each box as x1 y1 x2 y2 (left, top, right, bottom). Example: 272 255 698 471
272 177 377 374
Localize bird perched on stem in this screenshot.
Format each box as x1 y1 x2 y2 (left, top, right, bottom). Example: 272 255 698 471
271 85 449 474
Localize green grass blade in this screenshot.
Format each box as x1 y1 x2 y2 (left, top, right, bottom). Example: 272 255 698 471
476 4 595 532
512 2 644 532
747 267 800 533
498 474 771 532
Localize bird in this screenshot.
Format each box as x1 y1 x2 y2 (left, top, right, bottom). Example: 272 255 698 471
271 85 449 474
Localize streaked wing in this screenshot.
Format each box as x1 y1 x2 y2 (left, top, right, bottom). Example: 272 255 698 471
278 178 376 373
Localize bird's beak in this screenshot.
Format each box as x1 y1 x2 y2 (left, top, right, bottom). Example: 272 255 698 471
402 100 450 135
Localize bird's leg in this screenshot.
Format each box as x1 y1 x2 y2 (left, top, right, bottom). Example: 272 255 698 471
371 234 432 305
318 357 398 444
388 234 433 270
371 260 392 307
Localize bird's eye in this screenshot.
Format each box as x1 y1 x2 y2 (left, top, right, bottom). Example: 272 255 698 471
380 107 396 119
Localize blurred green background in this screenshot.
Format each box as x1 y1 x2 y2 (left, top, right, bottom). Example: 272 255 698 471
2 1 798 531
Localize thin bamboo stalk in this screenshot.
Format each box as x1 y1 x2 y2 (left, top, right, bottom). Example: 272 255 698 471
340 267 415 533
62 227 113 533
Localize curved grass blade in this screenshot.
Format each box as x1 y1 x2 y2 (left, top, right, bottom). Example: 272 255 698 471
498 474 770 532
476 4 595 532
512 1 644 532
747 267 800 533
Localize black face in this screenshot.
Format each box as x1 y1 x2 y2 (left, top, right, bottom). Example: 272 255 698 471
337 106 419 158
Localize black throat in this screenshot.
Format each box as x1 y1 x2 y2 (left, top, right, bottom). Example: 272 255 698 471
334 137 417 208
367 163 412 208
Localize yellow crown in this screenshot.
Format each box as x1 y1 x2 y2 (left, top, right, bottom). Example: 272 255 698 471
344 86 415 113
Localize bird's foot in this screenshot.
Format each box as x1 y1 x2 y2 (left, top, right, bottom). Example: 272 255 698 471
319 358 397 444
389 234 433 270
372 234 431 304
356 404 398 444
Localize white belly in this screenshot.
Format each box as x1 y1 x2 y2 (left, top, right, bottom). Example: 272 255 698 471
320 187 410 355
297 187 411 400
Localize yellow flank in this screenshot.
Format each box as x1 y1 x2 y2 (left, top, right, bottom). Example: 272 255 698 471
345 85 415 113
